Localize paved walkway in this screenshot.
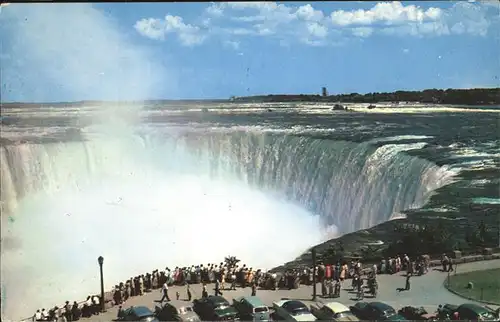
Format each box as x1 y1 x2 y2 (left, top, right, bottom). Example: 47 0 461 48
87 259 500 321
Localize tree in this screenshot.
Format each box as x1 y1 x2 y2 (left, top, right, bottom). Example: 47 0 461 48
321 242 345 264
385 221 458 258
466 220 495 248
360 245 383 262
224 255 240 268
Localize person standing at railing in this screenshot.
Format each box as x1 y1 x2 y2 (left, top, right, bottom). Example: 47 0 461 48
129 277 136 297
32 309 42 321
64 301 72 321
125 281 131 301
91 295 100 315
41 308 49 321
139 275 144 295
82 296 91 318
71 301 81 321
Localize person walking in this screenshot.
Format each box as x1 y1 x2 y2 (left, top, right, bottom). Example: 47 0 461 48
215 279 223 296
186 284 192 301
160 282 170 303
202 284 208 298
405 273 412 291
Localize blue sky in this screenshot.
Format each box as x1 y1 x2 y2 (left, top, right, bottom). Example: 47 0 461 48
1 1 499 102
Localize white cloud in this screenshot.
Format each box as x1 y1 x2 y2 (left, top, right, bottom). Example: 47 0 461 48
351 27 373 37
479 0 500 8
301 39 327 46
224 40 240 50
330 2 443 26
134 18 167 40
254 24 275 36
232 15 266 22
402 48 410 53
296 4 324 22
229 27 256 36
306 22 328 38
134 1 499 47
205 2 224 17
134 15 206 46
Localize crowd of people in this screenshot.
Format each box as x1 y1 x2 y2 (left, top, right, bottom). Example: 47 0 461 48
31 252 439 322
31 296 102 322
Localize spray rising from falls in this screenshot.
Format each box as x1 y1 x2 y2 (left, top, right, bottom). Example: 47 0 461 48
0 3 177 320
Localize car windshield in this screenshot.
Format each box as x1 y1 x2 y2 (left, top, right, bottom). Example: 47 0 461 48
210 298 230 309
383 309 396 317
254 307 269 313
291 307 310 316
179 307 193 314
334 311 353 318
479 311 496 320
215 302 230 310
283 301 309 316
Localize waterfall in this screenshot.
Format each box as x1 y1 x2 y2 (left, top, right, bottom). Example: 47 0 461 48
1 130 456 232
0 128 456 320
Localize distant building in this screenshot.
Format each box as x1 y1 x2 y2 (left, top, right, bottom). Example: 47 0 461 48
322 87 328 97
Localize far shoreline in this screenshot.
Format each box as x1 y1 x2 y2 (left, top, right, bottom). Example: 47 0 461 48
1 87 499 107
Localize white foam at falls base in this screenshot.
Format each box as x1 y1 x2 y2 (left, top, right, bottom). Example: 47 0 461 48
1 171 325 321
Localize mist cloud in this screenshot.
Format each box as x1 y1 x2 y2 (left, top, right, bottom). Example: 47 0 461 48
0 3 174 102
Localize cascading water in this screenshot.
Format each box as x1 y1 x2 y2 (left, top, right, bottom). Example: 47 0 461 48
150 130 457 231
0 125 457 320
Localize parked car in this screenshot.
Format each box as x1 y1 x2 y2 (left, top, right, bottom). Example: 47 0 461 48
398 306 434 320
118 306 159 322
232 296 271 321
350 302 406 321
439 303 498 321
193 295 239 321
310 300 359 321
272 299 317 321
154 300 201 322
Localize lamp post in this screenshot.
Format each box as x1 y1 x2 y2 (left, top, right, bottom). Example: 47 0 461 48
98 256 106 313
312 247 317 301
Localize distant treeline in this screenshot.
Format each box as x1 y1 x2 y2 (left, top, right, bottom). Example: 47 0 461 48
233 88 500 105
2 88 499 107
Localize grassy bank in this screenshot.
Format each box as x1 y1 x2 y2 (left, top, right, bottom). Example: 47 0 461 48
446 268 500 304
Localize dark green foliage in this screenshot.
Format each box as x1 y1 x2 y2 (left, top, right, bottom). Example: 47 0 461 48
233 88 500 105
385 219 497 258
320 242 345 264
224 255 240 267
465 220 496 249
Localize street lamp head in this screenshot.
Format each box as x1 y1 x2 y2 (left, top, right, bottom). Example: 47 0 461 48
98 256 104 265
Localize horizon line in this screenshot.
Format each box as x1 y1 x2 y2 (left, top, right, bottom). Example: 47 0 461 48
1 86 498 105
